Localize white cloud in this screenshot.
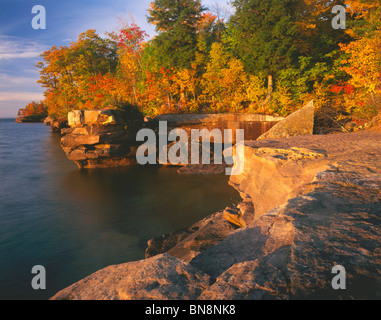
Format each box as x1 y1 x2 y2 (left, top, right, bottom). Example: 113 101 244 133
0 90 44 117
0 36 46 60
0 91 44 102
0 73 39 88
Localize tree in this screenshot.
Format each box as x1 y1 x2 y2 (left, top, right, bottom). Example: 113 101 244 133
228 0 301 104
109 23 148 105
339 1 381 118
22 101 48 117
202 42 247 111
147 0 205 69
294 0 350 58
36 30 119 116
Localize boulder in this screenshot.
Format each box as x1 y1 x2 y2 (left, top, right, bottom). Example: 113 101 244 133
61 134 101 149
67 109 119 127
257 100 315 140
67 110 84 127
368 111 381 132
43 116 53 126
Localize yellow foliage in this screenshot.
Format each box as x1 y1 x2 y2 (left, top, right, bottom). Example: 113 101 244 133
245 75 266 104
340 29 381 117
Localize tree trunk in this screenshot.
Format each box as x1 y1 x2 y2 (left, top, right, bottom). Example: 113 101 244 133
263 74 273 106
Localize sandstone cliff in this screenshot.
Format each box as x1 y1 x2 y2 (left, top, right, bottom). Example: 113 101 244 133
60 109 144 168
59 110 283 170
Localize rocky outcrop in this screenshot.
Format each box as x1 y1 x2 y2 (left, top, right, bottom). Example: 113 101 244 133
145 196 254 262
58 111 283 170
44 116 69 133
229 145 328 219
257 100 315 140
51 126 381 300
193 131 381 299
154 113 283 174
60 109 144 169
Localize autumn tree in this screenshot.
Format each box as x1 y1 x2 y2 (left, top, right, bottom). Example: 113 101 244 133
22 101 48 117
108 24 149 106
293 1 350 57
339 0 381 118
202 42 247 111
36 30 119 116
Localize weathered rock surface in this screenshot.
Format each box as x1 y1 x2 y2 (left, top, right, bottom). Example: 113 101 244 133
257 100 315 140
192 130 381 299
145 212 233 263
44 116 69 133
50 254 211 300
146 197 254 263
368 111 381 131
229 144 329 219
59 111 282 170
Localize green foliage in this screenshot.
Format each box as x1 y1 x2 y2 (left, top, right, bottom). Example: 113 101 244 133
147 0 205 69
229 0 301 75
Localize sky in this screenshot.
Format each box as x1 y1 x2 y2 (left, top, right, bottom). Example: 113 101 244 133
0 0 232 118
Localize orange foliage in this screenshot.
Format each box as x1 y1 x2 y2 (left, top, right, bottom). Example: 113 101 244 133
22 101 48 117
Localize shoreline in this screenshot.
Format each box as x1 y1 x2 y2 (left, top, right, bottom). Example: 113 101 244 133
11 107 381 299
50 128 381 300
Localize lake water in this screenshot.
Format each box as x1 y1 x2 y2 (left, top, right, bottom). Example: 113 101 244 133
0 119 240 300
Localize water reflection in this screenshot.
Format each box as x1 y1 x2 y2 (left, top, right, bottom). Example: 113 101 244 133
62 165 239 239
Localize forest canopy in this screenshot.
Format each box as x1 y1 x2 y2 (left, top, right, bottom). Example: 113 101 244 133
31 0 381 122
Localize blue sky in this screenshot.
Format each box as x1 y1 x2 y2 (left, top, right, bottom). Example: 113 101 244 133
0 0 231 118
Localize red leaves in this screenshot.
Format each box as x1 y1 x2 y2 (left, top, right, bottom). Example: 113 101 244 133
22 101 48 117
117 23 148 55
330 83 355 95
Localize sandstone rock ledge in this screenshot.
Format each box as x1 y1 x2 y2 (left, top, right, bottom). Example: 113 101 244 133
60 109 144 168
51 130 381 300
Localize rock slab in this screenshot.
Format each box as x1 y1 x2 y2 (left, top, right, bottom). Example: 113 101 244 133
257 100 315 140
50 254 211 300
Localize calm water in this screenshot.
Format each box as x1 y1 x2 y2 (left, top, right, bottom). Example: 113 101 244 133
0 119 240 300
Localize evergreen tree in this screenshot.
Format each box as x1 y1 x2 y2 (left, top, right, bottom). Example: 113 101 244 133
229 0 301 102
147 0 205 69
